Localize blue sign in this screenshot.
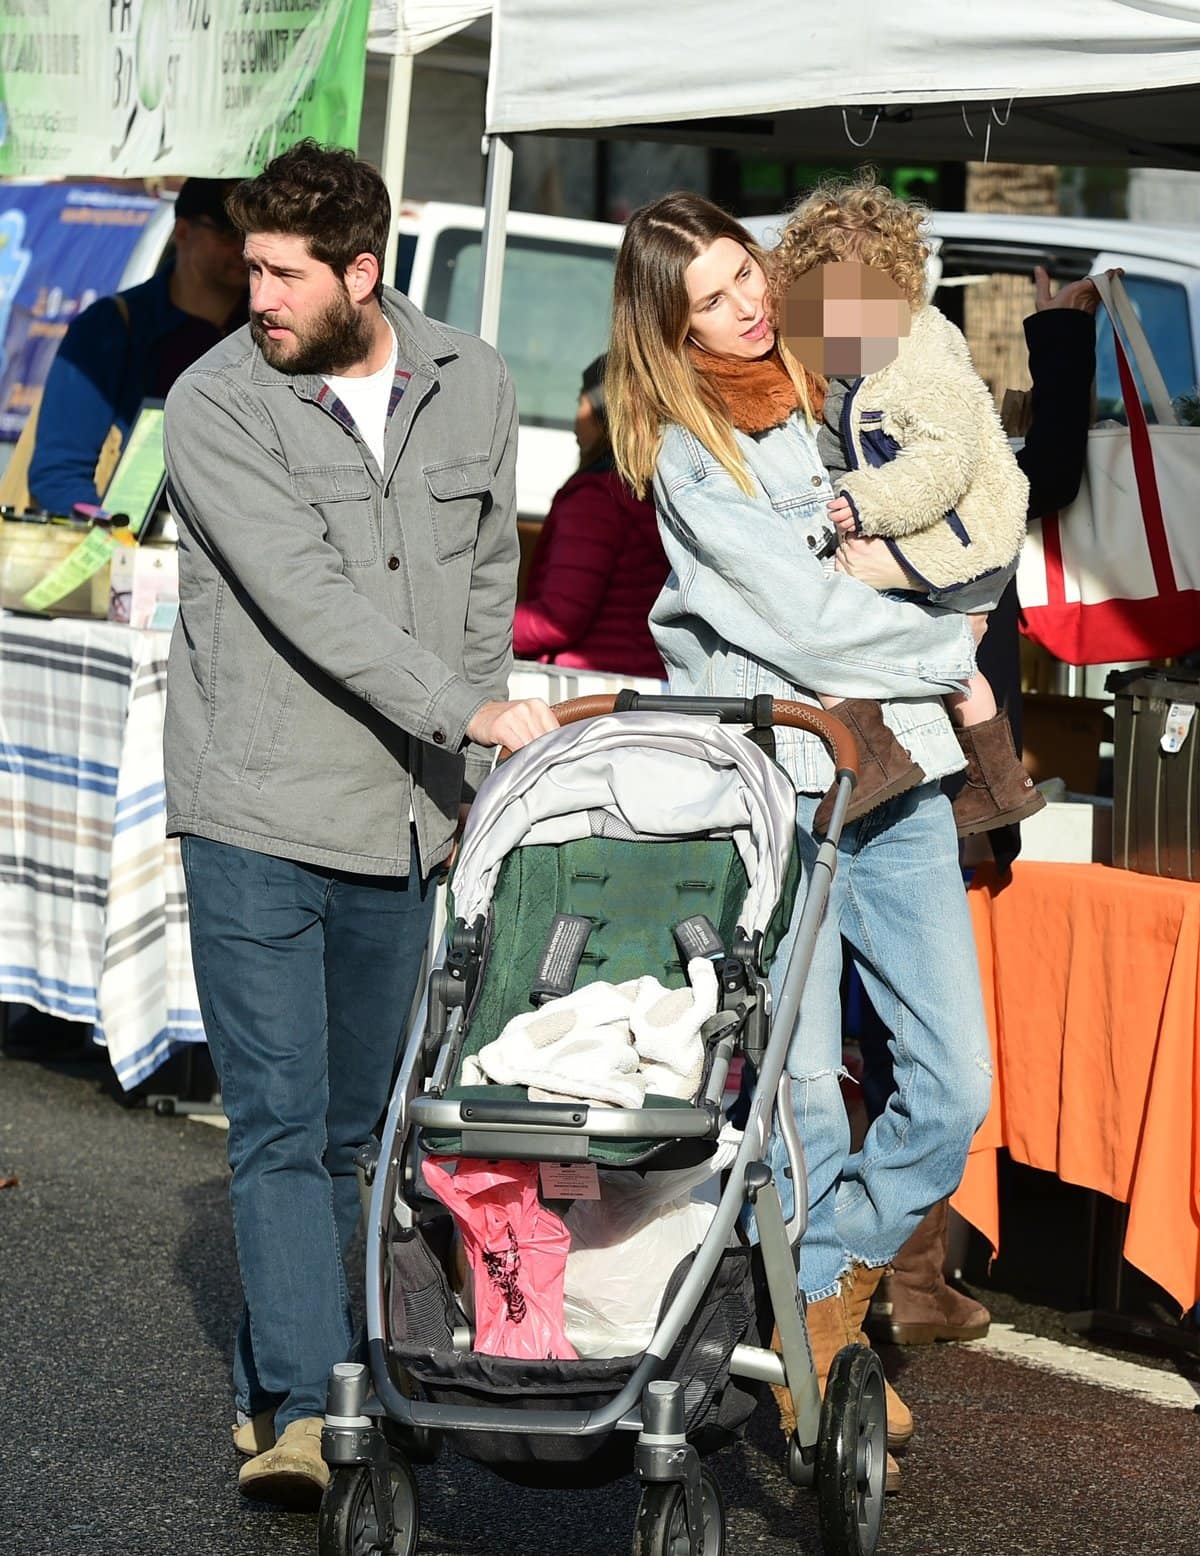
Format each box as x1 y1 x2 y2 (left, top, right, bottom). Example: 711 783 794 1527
0 183 159 442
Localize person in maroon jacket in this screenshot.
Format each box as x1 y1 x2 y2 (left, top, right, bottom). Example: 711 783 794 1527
513 356 668 679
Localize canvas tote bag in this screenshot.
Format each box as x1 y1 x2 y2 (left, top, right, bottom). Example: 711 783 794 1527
1016 274 1200 666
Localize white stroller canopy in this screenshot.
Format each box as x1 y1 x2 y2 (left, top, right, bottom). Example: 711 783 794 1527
452 712 798 937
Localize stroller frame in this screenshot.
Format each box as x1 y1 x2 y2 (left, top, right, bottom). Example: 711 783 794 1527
319 694 888 1556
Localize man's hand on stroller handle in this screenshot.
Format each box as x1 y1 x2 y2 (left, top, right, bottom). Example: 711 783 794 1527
467 697 560 752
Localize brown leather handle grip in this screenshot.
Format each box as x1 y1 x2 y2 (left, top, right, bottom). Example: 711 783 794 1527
497 694 857 779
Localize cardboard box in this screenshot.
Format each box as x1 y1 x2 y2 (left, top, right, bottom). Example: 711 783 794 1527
1020 693 1109 795
1018 798 1113 864
108 543 178 630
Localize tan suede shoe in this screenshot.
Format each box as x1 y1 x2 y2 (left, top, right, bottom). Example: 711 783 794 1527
231 1407 276 1457
238 1416 328 1509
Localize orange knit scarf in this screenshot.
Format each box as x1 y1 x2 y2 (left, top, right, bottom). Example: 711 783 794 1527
687 343 825 434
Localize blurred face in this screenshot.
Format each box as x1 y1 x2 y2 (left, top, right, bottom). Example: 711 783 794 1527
684 237 773 359
244 231 371 376
175 214 248 295
779 260 911 376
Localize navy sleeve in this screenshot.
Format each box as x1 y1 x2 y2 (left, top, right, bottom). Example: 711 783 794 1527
28 297 131 515
1019 308 1097 520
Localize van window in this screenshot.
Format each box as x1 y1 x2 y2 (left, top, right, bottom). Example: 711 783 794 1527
423 229 615 431
1095 277 1194 422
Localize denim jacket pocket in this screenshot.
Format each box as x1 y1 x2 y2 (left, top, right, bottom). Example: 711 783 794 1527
425 457 491 562
291 464 378 568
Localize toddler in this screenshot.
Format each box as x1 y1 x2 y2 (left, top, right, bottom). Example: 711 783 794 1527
773 176 1044 836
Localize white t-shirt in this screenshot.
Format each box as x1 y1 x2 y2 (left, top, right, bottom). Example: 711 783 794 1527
322 324 398 471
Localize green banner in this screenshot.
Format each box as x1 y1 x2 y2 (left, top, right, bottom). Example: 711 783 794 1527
0 0 369 179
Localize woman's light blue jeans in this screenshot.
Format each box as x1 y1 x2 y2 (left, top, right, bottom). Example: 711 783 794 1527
768 782 993 1302
181 833 435 1433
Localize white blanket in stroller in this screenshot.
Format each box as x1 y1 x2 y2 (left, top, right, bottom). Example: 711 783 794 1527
460 957 719 1108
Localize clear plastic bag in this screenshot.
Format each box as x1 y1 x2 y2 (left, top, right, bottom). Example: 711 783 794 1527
561 1126 742 1357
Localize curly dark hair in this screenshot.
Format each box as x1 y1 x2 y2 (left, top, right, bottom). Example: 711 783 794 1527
225 140 390 297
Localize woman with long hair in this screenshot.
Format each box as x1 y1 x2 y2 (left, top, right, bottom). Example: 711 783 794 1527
607 194 993 1491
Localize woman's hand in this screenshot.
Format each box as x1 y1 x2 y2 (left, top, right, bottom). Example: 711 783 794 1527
1034 264 1124 315
834 536 923 592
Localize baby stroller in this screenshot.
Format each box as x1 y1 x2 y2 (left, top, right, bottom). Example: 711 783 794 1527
318 694 888 1556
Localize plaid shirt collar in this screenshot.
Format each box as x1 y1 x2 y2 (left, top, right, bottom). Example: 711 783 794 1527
314 359 414 439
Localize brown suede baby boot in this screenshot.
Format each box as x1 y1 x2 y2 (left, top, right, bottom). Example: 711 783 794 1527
813 699 926 837
952 711 1046 837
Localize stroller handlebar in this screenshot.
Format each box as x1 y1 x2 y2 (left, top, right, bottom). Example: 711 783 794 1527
498 693 859 780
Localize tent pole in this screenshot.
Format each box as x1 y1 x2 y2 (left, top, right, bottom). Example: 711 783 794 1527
380 49 414 287
477 133 513 346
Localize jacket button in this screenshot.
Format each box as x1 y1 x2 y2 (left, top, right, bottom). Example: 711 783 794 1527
811 476 822 487
432 729 446 745
387 554 400 571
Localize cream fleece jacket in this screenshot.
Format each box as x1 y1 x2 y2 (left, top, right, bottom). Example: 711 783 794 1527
835 304 1029 592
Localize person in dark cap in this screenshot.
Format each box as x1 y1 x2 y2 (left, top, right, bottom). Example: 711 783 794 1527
513 354 669 678
28 177 248 516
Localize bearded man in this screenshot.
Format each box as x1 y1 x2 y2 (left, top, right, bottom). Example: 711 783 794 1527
162 140 556 1508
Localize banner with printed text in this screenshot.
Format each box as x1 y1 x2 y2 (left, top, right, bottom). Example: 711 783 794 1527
0 0 369 178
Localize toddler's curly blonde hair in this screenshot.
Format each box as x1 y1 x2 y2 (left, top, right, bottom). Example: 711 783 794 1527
770 172 930 310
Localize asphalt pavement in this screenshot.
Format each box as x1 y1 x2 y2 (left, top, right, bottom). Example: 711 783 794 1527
2 1037 1199 1556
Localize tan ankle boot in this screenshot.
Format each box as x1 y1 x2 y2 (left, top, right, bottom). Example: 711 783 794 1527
840 1261 914 1451
770 1294 903 1493
813 699 926 836
769 1291 847 1435
952 711 1046 837
868 1199 991 1345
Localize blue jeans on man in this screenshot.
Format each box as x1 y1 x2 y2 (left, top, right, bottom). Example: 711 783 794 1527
768 783 993 1302
181 832 436 1432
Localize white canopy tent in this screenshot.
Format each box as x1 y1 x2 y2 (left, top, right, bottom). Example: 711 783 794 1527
368 1 491 273
475 0 1200 340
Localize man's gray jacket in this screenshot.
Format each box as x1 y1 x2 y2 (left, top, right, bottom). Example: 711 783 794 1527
162 287 515 877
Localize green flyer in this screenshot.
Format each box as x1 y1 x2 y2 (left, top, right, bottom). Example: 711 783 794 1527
21 528 117 613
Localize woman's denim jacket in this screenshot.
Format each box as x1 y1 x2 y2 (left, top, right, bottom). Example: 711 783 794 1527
650 413 977 794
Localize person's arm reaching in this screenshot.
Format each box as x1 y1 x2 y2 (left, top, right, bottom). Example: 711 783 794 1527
1018 267 1104 519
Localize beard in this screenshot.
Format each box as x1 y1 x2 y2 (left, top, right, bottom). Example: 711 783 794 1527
250 283 373 376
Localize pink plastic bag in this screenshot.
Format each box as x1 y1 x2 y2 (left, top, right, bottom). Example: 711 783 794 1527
423 1158 578 1360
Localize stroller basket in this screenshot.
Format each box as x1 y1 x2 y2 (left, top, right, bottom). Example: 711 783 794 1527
387 1223 761 1485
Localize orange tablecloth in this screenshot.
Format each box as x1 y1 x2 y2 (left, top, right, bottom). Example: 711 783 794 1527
952 860 1200 1313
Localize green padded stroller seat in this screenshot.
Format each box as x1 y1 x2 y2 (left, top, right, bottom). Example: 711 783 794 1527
421 834 752 1165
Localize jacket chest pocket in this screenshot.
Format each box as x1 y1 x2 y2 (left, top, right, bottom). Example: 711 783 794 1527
291 464 378 568
425 457 491 562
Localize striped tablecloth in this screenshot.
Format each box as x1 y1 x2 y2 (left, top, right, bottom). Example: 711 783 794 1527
0 616 202 1089
0 625 663 1090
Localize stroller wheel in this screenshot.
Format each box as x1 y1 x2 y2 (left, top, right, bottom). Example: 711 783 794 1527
815 1344 887 1556
318 1460 419 1556
633 1467 725 1556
